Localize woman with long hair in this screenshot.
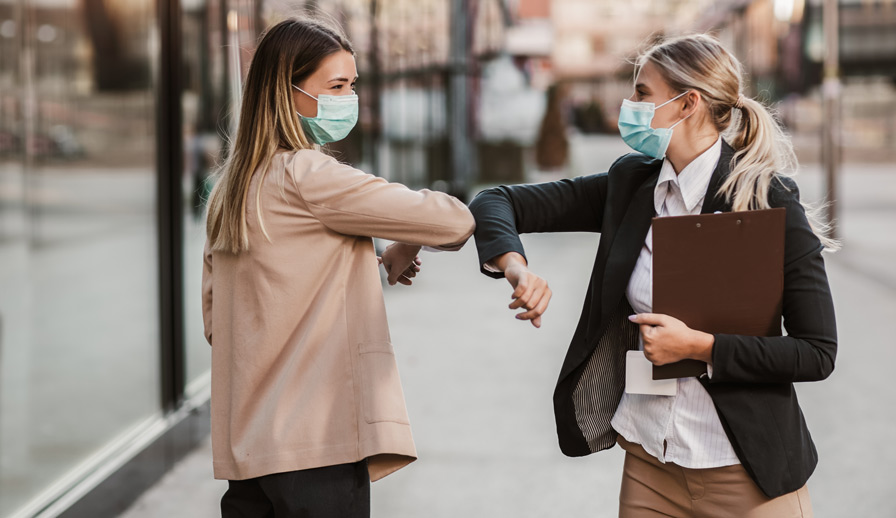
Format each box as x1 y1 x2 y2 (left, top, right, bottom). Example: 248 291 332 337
202 17 474 517
469 34 835 517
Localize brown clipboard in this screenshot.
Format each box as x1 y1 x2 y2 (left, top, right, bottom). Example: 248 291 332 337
651 207 786 380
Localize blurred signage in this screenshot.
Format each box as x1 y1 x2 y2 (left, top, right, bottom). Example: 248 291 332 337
803 1 896 79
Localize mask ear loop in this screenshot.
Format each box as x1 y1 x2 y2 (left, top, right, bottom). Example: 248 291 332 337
665 91 695 129
655 90 689 110
292 84 318 101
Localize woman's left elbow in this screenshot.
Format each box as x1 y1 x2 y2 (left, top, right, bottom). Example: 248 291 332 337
812 342 837 381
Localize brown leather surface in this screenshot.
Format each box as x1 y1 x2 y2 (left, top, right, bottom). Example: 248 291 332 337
651 208 785 380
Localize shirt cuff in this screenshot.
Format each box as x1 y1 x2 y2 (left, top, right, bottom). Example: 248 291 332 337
483 262 501 274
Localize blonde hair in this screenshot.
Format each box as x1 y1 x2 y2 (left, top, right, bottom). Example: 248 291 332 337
638 34 837 250
206 17 353 254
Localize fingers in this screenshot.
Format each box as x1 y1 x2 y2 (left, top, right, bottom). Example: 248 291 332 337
383 251 423 286
514 284 552 327
509 280 534 309
510 274 528 300
628 313 667 326
395 262 422 285
386 262 421 287
386 267 401 285
504 267 551 327
643 349 666 366
509 273 548 310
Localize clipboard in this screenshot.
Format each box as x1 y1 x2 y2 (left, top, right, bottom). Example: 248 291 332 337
651 208 786 380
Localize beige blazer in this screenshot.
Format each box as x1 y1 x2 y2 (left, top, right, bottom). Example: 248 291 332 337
202 149 474 482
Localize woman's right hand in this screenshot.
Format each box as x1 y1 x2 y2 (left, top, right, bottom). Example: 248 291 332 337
490 252 552 328
378 243 422 286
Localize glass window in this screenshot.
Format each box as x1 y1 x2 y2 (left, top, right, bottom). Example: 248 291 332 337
182 0 227 395
0 1 160 514
181 0 260 394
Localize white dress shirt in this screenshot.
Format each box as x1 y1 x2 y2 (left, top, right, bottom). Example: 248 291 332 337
611 138 741 469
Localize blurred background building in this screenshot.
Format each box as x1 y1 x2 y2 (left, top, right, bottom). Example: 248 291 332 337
0 0 894 517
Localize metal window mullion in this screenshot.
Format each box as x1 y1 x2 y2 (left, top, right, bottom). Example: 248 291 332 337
157 0 185 412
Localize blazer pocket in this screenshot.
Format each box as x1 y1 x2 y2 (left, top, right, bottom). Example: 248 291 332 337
358 341 410 425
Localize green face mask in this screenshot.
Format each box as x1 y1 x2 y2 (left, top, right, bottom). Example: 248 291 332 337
293 85 359 145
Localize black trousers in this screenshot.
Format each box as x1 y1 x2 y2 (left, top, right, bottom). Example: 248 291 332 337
221 460 370 518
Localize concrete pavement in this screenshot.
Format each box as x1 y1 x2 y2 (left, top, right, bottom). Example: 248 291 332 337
120 136 896 517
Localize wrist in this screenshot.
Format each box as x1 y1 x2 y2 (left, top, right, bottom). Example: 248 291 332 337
395 242 421 253
491 251 527 272
689 330 714 364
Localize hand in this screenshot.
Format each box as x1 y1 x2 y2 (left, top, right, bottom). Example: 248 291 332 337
378 243 422 286
628 313 714 366
491 252 552 328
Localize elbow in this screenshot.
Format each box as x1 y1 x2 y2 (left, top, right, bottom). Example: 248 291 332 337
457 211 476 242
438 213 475 250
800 338 836 381
817 344 836 380
468 187 505 216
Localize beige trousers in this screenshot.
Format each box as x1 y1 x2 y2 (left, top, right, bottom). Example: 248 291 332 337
617 436 813 518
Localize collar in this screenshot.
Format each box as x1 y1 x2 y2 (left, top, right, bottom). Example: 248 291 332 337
654 137 722 214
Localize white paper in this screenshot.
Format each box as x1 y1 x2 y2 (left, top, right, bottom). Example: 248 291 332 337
625 350 678 396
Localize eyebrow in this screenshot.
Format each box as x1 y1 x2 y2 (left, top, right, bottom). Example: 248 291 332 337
635 83 649 91
328 76 359 83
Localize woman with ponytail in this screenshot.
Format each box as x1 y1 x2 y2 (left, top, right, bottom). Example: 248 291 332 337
202 17 473 517
469 34 834 517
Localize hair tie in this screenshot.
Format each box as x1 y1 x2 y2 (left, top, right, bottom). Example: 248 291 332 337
734 94 746 110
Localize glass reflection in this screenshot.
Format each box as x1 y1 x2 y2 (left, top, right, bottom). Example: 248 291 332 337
0 1 159 515
182 0 228 392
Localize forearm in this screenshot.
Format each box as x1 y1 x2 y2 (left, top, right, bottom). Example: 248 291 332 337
710 334 836 383
469 176 607 278
470 188 527 277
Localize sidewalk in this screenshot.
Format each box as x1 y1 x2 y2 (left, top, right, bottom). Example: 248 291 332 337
120 139 896 518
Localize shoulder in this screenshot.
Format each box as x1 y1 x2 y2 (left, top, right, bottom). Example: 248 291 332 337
608 152 662 175
280 148 341 175
767 174 825 260
605 152 662 196
280 148 374 186
767 174 801 209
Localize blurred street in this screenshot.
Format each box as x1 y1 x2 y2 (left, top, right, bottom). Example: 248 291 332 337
120 136 896 518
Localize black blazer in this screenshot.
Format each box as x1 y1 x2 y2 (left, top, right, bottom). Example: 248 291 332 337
468 142 837 498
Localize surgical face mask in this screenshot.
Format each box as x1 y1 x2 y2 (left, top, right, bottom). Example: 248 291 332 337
293 85 358 145
617 91 691 159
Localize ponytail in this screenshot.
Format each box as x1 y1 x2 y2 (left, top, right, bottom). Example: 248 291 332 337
639 34 839 251
722 96 839 251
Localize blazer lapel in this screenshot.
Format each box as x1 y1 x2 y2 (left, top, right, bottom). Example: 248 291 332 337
600 170 660 324
700 140 735 214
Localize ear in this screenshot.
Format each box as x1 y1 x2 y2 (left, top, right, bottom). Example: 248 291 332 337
680 90 701 117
